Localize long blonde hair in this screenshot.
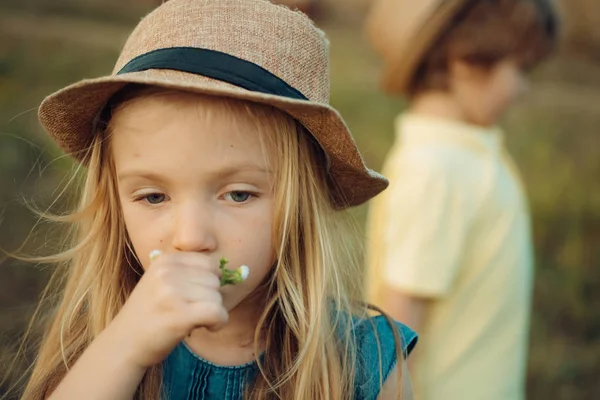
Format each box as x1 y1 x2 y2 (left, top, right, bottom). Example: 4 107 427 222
18 86 402 399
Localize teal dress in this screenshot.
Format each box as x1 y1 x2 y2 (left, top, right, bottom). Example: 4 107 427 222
162 315 417 400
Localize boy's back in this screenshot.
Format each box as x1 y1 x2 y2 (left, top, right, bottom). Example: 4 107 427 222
367 114 533 398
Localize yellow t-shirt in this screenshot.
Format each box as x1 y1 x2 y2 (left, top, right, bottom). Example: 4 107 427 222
366 114 534 400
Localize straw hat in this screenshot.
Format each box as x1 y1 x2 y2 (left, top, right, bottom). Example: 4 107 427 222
38 0 387 208
366 0 471 95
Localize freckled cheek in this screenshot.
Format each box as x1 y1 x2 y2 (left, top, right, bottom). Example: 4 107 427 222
230 220 273 259
228 214 275 278
121 204 172 270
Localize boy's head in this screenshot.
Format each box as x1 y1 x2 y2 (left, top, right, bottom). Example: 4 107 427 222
367 0 559 125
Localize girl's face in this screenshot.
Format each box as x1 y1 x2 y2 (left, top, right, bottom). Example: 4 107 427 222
110 93 276 311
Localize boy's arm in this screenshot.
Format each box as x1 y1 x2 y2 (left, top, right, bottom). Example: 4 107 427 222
374 150 472 370
378 149 472 296
378 360 413 400
381 285 429 371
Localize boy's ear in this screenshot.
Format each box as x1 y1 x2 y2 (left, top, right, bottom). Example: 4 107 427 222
449 59 488 83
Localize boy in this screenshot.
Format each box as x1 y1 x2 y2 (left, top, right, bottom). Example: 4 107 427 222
364 0 559 399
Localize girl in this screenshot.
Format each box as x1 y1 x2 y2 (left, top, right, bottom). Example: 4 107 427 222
19 0 417 399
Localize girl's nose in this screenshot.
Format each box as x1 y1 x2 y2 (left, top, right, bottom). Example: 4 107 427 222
171 200 217 253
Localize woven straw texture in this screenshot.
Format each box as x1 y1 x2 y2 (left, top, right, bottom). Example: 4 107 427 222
38 0 387 208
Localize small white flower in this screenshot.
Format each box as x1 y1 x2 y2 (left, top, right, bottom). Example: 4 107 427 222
239 265 250 281
149 249 163 262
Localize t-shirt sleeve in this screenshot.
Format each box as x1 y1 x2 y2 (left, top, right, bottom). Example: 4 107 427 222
382 150 473 297
353 315 418 400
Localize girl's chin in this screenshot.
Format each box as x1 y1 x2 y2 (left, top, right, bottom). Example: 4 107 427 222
221 290 248 312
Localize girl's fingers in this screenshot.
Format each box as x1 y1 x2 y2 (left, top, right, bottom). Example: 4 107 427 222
188 302 229 332
149 251 220 274
179 283 223 304
184 272 221 290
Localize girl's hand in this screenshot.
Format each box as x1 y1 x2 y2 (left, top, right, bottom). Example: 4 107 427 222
109 251 228 369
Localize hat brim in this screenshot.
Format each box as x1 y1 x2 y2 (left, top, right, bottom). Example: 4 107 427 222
381 0 471 95
39 69 387 208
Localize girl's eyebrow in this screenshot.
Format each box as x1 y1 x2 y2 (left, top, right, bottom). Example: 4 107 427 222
117 163 272 183
213 163 272 179
117 171 169 184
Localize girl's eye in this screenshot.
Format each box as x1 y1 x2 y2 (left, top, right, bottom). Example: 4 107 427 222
140 193 167 204
224 191 252 203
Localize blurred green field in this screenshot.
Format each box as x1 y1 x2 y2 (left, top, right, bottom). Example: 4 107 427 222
0 1 599 398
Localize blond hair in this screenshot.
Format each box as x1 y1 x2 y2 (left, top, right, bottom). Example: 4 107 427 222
18 86 402 399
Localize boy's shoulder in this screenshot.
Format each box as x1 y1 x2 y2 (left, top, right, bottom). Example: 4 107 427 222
383 114 498 188
349 314 418 399
384 142 481 193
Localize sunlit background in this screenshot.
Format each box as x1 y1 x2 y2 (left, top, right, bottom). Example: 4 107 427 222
0 0 598 398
